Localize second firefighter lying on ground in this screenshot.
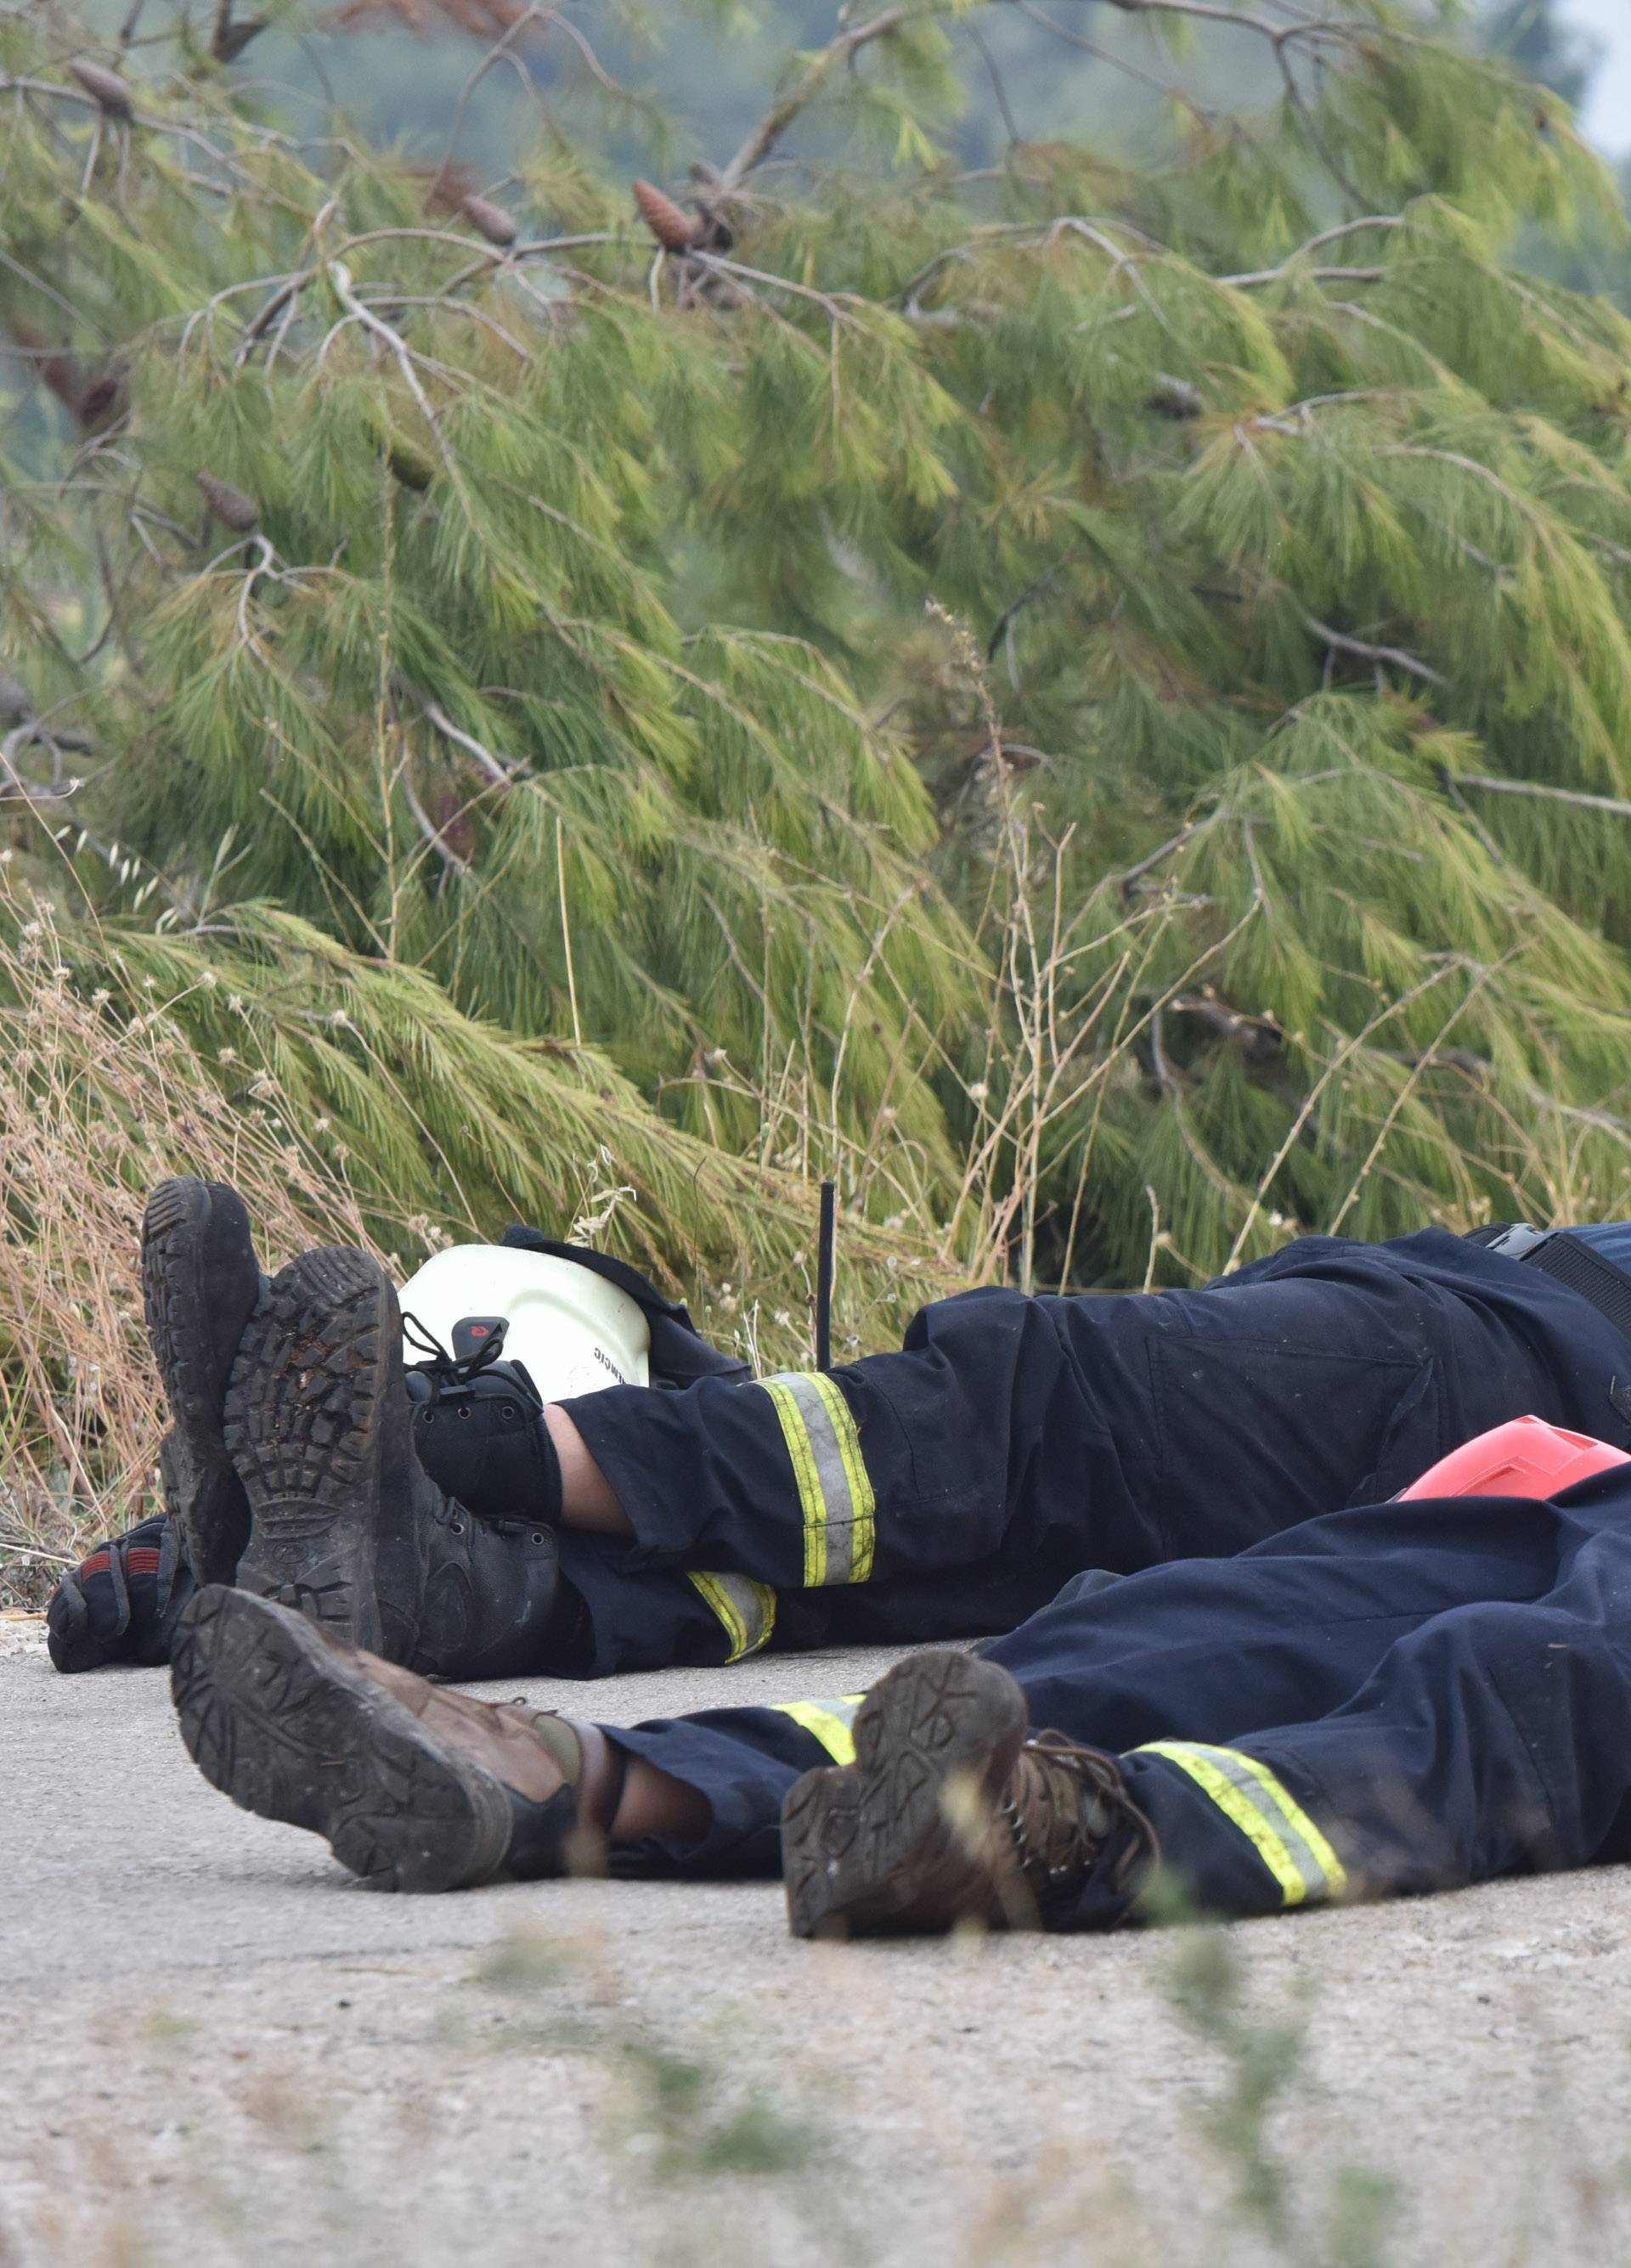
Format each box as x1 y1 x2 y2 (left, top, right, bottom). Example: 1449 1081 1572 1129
171 1411 1631 1940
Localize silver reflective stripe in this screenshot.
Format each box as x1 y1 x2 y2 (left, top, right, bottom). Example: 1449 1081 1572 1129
1135 1740 1348 1908
686 1570 776 1663
761 1372 877 1587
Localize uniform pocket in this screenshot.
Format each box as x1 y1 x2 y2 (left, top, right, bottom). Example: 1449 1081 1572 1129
1150 1332 1442 1560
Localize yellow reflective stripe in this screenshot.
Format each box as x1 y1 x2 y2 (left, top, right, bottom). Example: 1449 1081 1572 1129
761 1373 877 1587
1136 1741 1348 1909
686 1571 776 1663
770 1693 866 1765
762 1378 828 1585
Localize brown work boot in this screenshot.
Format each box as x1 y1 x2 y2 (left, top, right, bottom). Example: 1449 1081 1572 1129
781 1649 1159 1939
170 1586 624 1892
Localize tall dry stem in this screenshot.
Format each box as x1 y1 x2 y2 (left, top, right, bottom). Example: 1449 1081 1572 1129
0 877 396 1601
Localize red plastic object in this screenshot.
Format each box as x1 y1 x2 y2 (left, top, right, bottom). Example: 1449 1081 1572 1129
1397 1414 1630 1502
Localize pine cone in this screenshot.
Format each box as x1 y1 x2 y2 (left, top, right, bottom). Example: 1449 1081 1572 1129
1144 374 1204 420
387 440 435 492
633 179 702 255
196 471 260 531
76 368 128 432
460 194 518 248
420 161 473 216
429 786 477 865
38 351 87 419
68 57 133 117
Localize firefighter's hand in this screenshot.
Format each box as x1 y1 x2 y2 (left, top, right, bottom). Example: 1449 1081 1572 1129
47 1512 195 1673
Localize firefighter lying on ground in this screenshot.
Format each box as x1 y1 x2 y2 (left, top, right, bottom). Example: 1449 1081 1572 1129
49 1175 1631 1692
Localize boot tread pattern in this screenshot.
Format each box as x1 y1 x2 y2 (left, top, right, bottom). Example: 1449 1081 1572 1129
142 1178 251 1419
141 1176 258 1585
171 1588 511 1893
782 1650 1026 1939
225 1246 392 1649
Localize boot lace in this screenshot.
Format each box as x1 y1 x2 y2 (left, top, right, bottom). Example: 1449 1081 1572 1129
1001 1730 1161 1896
403 1312 540 1411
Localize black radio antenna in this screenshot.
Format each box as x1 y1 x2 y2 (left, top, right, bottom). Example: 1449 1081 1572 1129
816 1178 836 1372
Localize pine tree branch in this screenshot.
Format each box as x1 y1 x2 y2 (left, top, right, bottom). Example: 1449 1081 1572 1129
364 291 530 358
0 245 108 339
1374 1052 1631 1148
1294 217 1407 256
419 698 525 787
441 3 545 161
325 260 475 511
1005 2 1426 209
691 250 862 327
1012 0 1228 126
0 71 292 184
1301 612 1447 687
1222 263 1386 288
400 773 471 875
211 0 268 62
720 7 911 187
985 551 1080 663
964 19 1021 149
1436 770 1514 873
1225 214 1406 296
1450 774 1631 823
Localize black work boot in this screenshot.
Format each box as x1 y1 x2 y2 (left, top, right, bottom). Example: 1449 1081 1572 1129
171 1587 625 1892
223 1245 561 1675
404 1360 563 1524
781 1650 1160 1939
141 1176 265 1587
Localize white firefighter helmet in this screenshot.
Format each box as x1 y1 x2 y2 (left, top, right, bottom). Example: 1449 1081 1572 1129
397 1244 651 1403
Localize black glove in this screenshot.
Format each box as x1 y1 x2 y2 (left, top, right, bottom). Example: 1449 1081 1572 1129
47 1512 195 1673
498 1227 753 1387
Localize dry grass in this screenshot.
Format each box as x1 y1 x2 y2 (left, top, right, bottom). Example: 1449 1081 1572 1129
0 877 398 1605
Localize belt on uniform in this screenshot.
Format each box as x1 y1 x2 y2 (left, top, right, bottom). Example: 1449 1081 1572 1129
1467 1223 1631 1342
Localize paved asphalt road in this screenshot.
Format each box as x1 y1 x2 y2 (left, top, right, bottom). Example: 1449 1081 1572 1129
6 1619 1631 2267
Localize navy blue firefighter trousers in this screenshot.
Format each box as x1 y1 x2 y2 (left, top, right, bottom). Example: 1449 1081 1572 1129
600 1461 1631 1927
549 1230 1631 1677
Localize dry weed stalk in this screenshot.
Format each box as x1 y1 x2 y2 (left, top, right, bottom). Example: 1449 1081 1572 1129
922 602 1266 1293
0 878 395 1602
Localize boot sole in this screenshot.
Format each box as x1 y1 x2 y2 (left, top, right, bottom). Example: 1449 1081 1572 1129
225 1246 392 1653
171 1587 513 1893
142 1177 259 1588
782 1649 1029 1939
